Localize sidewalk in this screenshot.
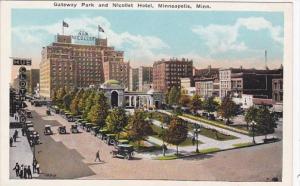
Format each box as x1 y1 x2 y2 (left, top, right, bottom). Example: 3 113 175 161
9 128 39 179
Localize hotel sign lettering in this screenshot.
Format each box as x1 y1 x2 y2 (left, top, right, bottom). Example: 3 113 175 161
71 31 96 41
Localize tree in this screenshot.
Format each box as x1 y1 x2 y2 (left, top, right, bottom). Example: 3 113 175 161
255 107 278 139
179 94 191 107
56 87 67 107
203 97 218 113
78 89 90 112
106 107 128 138
163 117 188 155
70 89 84 115
51 88 58 104
127 110 153 149
218 96 238 125
245 106 258 130
87 104 101 124
94 91 109 127
83 91 96 119
168 86 180 106
190 94 202 113
63 93 72 110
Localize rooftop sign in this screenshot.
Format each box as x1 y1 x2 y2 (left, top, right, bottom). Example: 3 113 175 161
71 31 96 42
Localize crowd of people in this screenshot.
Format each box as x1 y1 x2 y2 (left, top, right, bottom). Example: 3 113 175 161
12 159 40 179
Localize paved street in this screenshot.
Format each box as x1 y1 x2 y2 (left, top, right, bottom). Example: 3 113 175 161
24 103 282 181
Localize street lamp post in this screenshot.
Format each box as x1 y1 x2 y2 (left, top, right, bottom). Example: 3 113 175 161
251 121 256 144
193 124 200 153
161 123 166 156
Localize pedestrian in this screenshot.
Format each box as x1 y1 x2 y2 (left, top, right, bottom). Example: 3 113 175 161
10 137 13 147
32 160 37 173
36 162 40 174
192 137 195 146
19 165 24 179
95 150 101 162
27 166 32 179
13 133 17 142
23 165 27 179
13 163 20 177
14 130 18 138
22 128 25 136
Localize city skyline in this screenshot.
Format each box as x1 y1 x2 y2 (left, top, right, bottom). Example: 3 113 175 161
11 9 284 80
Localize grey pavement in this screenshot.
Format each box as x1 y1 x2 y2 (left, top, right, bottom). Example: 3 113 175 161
9 128 39 179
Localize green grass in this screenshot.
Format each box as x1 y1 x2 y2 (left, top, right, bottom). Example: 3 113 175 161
182 114 250 135
233 142 254 148
150 124 202 146
198 147 220 154
154 154 183 160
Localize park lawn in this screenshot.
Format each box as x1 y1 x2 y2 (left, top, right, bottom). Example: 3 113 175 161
186 123 238 141
154 154 184 160
233 142 255 148
150 124 202 146
198 147 221 154
182 114 250 135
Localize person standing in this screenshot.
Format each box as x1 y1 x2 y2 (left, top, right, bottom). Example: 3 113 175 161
13 163 20 177
95 150 101 162
19 165 24 179
14 130 18 138
32 160 37 173
27 166 32 179
36 162 40 174
13 133 17 142
10 137 13 147
23 165 28 179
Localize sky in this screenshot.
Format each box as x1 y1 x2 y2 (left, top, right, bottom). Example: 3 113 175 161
11 9 284 79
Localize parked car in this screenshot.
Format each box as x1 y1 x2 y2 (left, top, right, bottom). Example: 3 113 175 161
58 126 67 134
111 144 134 160
70 124 79 133
25 110 32 118
106 134 116 145
44 125 53 135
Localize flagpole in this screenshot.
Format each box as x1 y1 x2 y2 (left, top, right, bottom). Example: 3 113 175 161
62 21 64 35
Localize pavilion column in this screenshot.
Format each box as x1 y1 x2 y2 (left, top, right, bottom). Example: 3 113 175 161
133 96 137 108
129 96 132 107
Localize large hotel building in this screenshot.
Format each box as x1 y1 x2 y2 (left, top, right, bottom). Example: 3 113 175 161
153 58 193 92
40 33 128 98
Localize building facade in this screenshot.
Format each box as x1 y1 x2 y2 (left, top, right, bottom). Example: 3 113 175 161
138 66 153 92
39 33 125 98
272 78 283 102
26 69 40 95
153 58 193 92
103 60 130 90
194 66 219 98
129 68 139 91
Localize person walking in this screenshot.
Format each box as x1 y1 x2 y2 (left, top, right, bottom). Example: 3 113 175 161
95 150 101 162
13 163 20 177
14 130 18 138
27 166 32 179
19 165 24 179
10 137 13 147
13 133 17 142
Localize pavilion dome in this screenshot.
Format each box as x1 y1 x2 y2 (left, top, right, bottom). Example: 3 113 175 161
101 79 123 89
104 79 120 86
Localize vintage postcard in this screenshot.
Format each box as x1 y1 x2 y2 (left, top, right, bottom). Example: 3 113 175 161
0 1 295 186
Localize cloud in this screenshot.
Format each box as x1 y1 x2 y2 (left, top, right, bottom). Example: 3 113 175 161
192 17 283 54
12 16 169 67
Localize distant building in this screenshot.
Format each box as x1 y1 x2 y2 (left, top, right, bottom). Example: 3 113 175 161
26 69 40 95
129 68 139 91
272 78 283 103
103 60 130 89
39 32 125 98
138 66 153 92
153 58 193 92
194 66 219 98
219 67 283 99
232 94 254 109
180 78 195 96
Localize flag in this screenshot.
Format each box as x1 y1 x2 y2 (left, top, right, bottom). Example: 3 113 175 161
98 25 104 32
63 21 69 27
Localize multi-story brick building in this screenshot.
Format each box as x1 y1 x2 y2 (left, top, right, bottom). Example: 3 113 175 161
219 67 283 99
103 60 130 89
194 66 219 98
129 68 139 91
26 69 40 95
39 33 125 98
138 66 153 92
272 78 283 102
153 58 193 92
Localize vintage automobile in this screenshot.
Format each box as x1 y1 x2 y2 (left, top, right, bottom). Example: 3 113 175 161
116 139 130 145
106 134 116 145
26 110 33 118
29 131 40 146
46 109 51 116
97 129 109 140
111 144 134 160
90 126 100 136
44 125 53 135
70 124 79 133
58 126 67 134
85 123 94 132
79 120 88 129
